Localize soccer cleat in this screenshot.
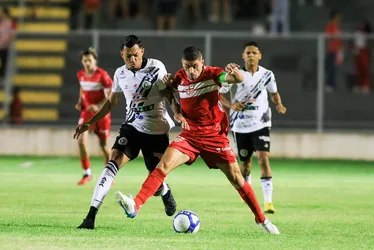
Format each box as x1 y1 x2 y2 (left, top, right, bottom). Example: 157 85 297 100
258 218 280 234
77 174 92 185
77 218 95 229
161 184 177 216
264 202 276 214
115 191 137 218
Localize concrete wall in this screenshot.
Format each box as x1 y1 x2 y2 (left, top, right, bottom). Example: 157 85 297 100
0 128 373 160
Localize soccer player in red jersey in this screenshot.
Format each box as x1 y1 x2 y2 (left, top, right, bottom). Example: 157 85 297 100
116 46 280 234
75 48 112 185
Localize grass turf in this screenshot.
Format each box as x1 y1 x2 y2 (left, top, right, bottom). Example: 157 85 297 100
0 156 373 250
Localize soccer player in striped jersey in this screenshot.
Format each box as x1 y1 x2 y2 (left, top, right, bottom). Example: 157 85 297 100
75 48 112 185
220 41 287 214
74 35 177 230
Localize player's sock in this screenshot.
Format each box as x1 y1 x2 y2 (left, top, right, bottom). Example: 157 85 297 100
261 177 273 204
244 174 252 185
134 168 166 210
237 181 266 223
90 160 118 211
80 158 91 175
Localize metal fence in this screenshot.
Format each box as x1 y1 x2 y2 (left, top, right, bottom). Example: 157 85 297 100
2 30 374 132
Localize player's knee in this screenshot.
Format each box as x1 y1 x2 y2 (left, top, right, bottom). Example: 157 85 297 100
156 160 173 175
99 139 107 148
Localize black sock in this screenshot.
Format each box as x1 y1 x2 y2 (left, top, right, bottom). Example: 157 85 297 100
87 206 98 220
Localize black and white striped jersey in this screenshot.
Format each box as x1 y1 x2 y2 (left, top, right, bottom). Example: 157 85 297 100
112 58 175 135
220 66 278 133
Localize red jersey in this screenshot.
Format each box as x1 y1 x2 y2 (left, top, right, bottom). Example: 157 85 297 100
325 21 341 52
77 67 112 110
173 66 227 130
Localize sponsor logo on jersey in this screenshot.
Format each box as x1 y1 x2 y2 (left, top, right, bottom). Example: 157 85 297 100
131 104 155 112
143 81 152 90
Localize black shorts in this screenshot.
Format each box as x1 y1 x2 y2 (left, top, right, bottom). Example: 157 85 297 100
112 124 169 172
232 127 270 161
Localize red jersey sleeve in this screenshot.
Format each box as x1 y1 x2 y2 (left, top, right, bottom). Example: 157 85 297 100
172 69 183 89
100 69 112 88
207 66 225 86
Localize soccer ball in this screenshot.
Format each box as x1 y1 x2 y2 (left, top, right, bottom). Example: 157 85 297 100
172 210 200 233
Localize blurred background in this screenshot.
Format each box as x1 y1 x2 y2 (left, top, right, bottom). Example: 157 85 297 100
1 0 374 159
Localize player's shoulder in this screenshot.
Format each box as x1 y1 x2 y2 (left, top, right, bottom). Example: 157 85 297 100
147 58 166 70
113 65 127 77
259 65 274 76
96 67 109 74
77 69 85 77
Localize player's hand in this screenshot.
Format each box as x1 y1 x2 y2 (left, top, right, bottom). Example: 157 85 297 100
225 63 241 74
74 123 90 139
276 104 287 114
162 73 174 87
87 104 99 112
230 102 244 111
75 103 83 111
174 113 190 130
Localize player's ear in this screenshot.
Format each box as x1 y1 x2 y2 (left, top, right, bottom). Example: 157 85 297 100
259 52 262 60
141 47 145 55
242 52 245 60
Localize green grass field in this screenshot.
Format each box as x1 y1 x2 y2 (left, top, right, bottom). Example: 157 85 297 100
1 156 373 250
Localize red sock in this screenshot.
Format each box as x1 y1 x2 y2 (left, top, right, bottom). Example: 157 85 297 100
237 181 266 223
80 158 90 170
134 168 166 210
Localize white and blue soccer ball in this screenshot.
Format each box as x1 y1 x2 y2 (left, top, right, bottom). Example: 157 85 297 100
173 210 200 233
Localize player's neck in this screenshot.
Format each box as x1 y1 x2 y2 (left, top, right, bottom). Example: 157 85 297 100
245 64 259 75
85 66 97 76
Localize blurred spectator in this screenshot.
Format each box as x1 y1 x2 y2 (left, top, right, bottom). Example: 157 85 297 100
209 0 232 23
108 0 147 20
9 87 23 125
157 0 180 31
270 0 289 34
69 0 82 30
0 7 14 80
183 0 202 21
325 11 343 92
83 0 102 29
353 19 372 94
298 0 323 7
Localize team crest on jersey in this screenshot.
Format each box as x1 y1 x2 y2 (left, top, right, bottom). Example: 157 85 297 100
143 81 152 90
185 85 196 96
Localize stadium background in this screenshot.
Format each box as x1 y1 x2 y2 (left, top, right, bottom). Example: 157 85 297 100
1 0 374 159
0 1 374 250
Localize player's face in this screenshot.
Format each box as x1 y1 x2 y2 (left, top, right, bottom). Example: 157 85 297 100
242 46 262 66
121 44 144 70
181 57 204 81
81 54 97 73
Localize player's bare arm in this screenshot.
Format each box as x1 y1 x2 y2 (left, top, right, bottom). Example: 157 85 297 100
74 92 120 139
224 64 244 83
270 92 287 114
75 87 84 111
220 95 244 112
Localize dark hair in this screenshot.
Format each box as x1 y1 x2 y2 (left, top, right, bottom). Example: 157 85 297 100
12 86 21 95
2 7 10 18
81 47 98 60
121 35 142 50
244 41 260 50
363 19 372 33
182 46 203 61
330 10 340 20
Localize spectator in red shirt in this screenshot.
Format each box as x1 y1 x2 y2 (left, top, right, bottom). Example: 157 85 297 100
353 19 372 94
325 11 343 92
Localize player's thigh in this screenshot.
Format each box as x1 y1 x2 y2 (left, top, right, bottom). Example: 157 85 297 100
156 147 190 175
252 127 271 152
141 133 170 172
216 161 244 189
168 133 200 166
112 124 141 162
200 133 237 169
233 131 255 161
